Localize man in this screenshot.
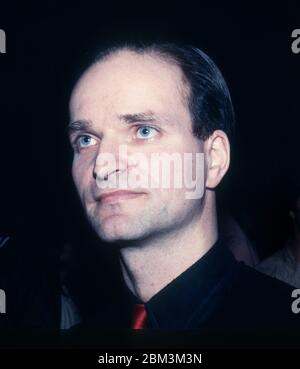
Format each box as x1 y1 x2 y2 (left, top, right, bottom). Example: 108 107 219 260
67 42 299 341
257 190 300 287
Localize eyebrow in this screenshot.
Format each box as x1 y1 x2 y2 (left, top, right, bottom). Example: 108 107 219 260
67 111 170 136
119 111 159 124
67 119 93 135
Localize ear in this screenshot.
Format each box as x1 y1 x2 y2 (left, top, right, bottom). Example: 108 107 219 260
204 130 230 189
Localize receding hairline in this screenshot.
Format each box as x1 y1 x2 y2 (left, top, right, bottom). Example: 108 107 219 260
73 46 191 109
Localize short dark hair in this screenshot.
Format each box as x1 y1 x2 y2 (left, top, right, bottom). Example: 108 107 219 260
77 41 235 140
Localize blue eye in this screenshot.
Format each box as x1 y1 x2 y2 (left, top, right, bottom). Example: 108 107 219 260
78 135 97 148
136 126 158 139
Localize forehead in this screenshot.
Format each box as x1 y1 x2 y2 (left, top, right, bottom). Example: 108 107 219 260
69 50 189 121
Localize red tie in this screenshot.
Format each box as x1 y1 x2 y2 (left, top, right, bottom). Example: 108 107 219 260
132 304 148 329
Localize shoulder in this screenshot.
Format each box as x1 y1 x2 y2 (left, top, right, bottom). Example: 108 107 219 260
222 263 298 328
235 263 294 297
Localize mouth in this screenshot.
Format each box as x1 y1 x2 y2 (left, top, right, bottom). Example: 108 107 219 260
97 190 147 204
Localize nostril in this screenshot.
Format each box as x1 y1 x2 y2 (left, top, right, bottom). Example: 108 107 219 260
94 168 121 181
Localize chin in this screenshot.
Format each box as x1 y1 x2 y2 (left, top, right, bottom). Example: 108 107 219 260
98 231 145 244
93 218 145 243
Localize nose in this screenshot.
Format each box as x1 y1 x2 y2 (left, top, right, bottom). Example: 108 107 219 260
92 136 128 183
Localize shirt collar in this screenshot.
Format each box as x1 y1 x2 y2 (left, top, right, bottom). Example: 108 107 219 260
126 238 238 329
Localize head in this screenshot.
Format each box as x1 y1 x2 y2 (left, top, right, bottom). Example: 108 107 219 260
68 42 234 244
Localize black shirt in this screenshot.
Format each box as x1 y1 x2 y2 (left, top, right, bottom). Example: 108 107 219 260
129 239 238 329
121 239 299 335
1 234 299 347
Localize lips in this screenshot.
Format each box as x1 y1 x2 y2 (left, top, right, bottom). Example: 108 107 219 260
97 190 146 203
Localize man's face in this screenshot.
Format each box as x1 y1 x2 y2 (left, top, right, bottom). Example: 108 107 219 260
69 50 205 243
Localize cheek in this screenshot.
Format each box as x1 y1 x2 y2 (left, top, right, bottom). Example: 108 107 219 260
154 188 185 210
72 157 90 195
154 189 196 223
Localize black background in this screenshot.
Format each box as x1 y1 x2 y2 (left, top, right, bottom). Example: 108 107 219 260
0 1 299 268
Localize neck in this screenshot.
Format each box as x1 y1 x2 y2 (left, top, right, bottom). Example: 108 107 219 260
119 194 218 302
